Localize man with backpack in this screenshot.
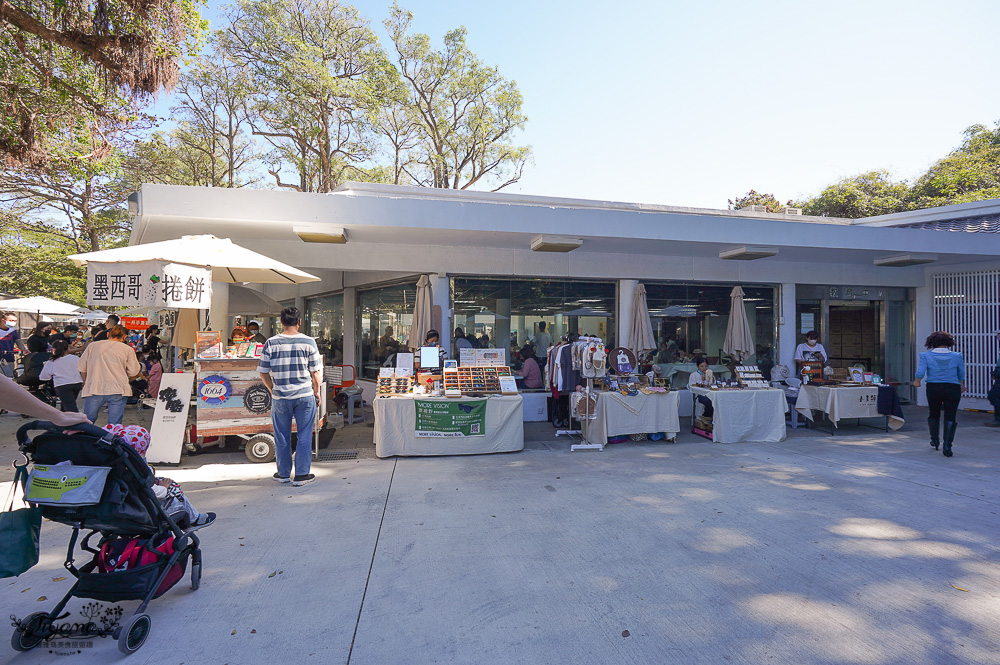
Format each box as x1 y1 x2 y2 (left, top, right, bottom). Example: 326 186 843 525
257 307 323 487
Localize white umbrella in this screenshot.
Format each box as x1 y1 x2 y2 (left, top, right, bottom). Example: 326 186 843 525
628 283 657 355
723 286 755 363
407 275 433 350
0 296 87 316
68 235 320 284
74 310 111 323
228 285 283 316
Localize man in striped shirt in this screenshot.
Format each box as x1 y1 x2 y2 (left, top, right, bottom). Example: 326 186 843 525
258 307 323 486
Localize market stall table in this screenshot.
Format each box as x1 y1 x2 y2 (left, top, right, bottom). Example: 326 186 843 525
689 387 788 443
795 384 905 433
374 394 524 457
586 391 680 445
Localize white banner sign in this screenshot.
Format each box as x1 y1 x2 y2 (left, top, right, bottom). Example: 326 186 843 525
147 371 195 464
86 261 212 309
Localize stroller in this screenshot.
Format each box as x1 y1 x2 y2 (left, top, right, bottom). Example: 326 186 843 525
10 421 206 655
14 352 58 409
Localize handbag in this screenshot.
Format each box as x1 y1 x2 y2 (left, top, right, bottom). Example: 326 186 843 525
0 464 43 578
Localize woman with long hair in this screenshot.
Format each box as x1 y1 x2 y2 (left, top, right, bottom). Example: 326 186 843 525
913 331 965 457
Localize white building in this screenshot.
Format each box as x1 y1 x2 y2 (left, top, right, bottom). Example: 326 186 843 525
129 183 1000 409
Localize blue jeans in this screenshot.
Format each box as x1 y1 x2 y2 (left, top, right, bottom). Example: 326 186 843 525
271 395 316 478
83 394 127 425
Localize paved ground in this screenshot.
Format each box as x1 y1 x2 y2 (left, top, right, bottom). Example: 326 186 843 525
2 405 1000 664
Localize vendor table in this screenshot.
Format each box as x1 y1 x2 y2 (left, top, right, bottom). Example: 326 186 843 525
586 391 681 445
795 385 905 432
374 394 524 457
655 363 731 387
689 387 788 443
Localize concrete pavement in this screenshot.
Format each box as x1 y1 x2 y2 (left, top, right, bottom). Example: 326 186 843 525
2 407 1000 664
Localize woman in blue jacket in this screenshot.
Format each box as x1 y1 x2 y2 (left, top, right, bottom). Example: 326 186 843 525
913 331 965 457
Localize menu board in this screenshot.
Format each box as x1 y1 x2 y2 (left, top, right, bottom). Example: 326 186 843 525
195 330 222 359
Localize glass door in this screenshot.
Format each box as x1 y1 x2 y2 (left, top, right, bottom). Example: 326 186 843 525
884 299 914 402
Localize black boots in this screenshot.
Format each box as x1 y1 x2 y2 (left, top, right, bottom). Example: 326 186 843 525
928 418 940 450
942 421 957 457
985 409 1000 427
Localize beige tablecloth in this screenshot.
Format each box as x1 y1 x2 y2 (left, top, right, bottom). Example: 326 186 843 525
690 387 788 443
374 394 524 457
795 385 903 430
586 391 681 445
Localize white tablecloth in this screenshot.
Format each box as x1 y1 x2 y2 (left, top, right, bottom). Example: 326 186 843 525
795 385 903 430
586 391 681 445
374 395 524 457
690 387 788 443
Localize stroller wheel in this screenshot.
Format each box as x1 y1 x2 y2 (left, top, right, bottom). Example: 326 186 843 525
191 560 202 590
117 613 151 655
11 612 50 651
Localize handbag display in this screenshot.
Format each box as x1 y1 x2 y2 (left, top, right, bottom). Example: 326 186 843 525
0 464 43 578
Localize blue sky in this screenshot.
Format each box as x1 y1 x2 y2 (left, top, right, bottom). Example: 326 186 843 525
186 0 1000 209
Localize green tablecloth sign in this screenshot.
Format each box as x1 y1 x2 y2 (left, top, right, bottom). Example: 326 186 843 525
414 399 487 437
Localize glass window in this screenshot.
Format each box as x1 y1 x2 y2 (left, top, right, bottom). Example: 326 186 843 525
305 293 344 366
451 278 616 365
359 282 417 379
645 282 776 375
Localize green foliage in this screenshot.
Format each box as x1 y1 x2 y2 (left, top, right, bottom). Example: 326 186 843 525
0 227 86 305
0 125 136 253
383 3 531 190
728 190 789 213
799 170 910 219
909 122 1000 208
795 121 1000 218
0 0 207 165
217 0 399 192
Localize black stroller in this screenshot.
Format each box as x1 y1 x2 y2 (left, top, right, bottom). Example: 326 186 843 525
10 421 206 655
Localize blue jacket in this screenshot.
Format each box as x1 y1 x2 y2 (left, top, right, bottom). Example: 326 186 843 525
915 350 965 384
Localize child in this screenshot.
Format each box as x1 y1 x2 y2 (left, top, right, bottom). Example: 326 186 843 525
40 339 84 412
103 424 216 527
143 346 163 398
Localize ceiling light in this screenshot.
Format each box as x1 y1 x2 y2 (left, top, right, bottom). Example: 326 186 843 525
531 236 582 252
874 254 937 267
719 245 778 260
294 224 348 244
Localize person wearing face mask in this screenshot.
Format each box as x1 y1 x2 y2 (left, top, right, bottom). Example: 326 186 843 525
63 324 87 355
26 322 53 354
794 330 827 367
0 311 26 378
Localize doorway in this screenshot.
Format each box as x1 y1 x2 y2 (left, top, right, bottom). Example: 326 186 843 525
827 302 881 374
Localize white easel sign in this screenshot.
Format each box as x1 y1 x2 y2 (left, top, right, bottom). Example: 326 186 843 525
147 372 195 464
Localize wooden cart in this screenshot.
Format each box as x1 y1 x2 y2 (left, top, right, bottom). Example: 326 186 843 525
190 359 326 463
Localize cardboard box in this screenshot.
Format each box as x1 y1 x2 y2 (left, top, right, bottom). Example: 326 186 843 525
842 333 862 346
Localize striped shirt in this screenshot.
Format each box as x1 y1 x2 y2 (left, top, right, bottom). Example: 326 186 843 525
257 333 323 400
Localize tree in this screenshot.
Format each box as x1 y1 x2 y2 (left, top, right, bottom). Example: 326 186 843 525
217 0 398 192
728 190 789 213
0 125 135 252
0 225 87 304
909 122 1000 208
168 57 260 188
0 0 206 165
799 170 909 219
384 4 531 191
